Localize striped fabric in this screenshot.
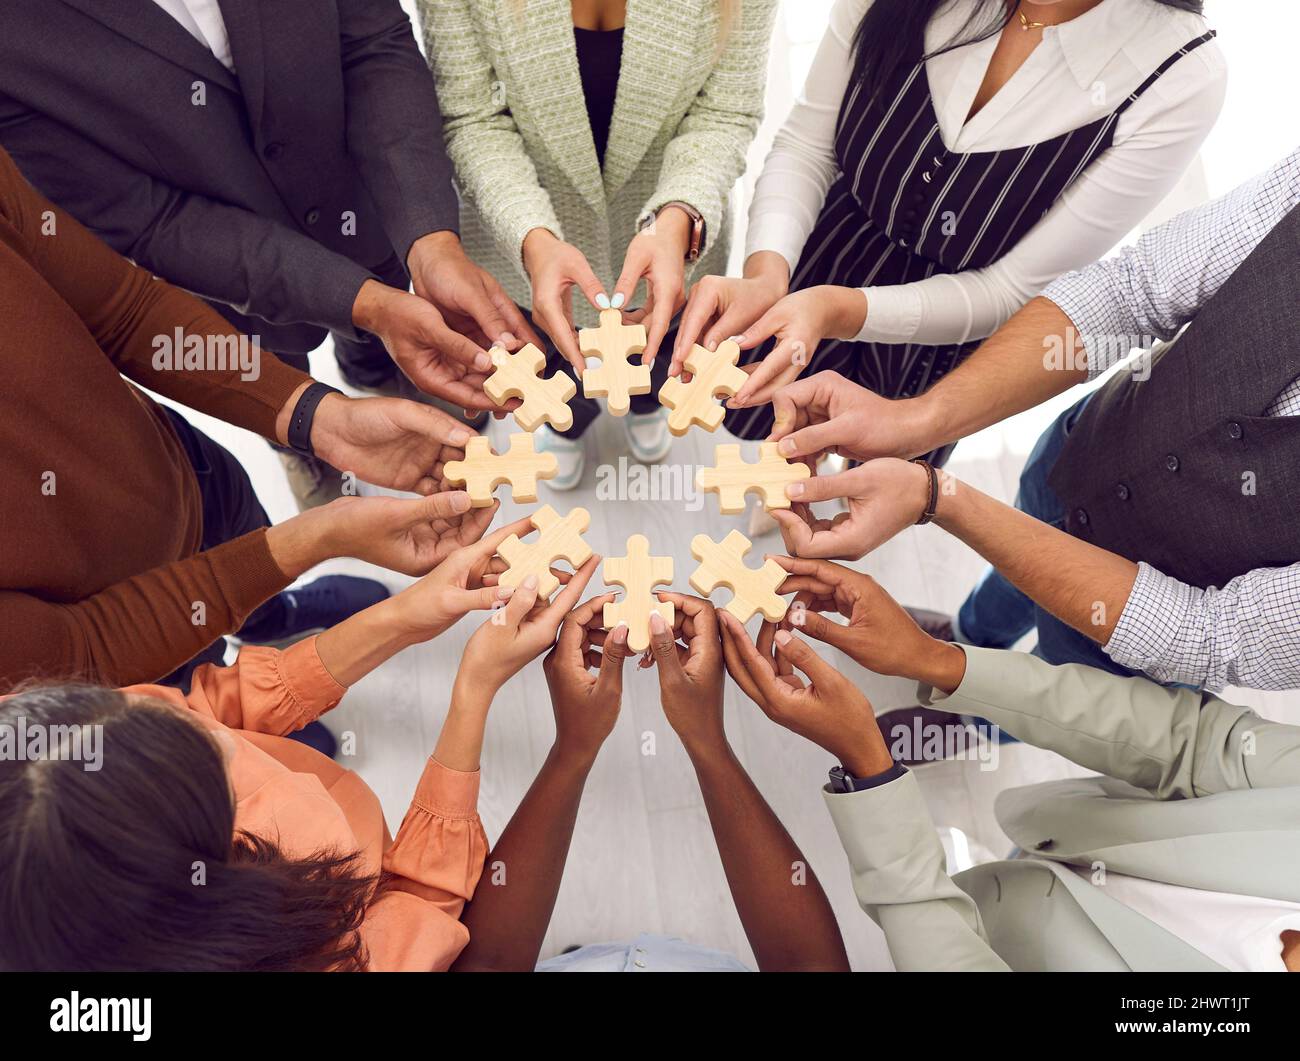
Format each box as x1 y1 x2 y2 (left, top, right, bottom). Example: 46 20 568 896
726 27 1217 450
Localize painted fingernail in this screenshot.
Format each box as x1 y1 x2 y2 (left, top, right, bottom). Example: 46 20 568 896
474 352 493 372
650 612 667 634
775 630 793 647
449 491 472 513
596 293 611 309
778 437 798 456
523 575 539 590
449 427 473 447
611 293 626 309
612 622 629 644
786 482 805 499
497 585 515 600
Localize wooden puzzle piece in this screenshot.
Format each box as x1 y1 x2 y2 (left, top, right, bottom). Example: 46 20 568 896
602 534 674 652
657 339 748 436
484 343 576 432
443 433 558 508
696 442 812 514
497 504 593 597
579 308 651 416
688 530 787 623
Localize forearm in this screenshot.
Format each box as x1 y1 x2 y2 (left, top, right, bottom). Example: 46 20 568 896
902 297 1087 457
314 597 422 689
936 477 1137 644
688 741 849 972
451 747 594 972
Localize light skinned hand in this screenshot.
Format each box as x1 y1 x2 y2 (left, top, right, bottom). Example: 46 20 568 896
612 207 692 365
458 554 601 693
522 228 606 376
728 286 863 408
717 612 893 777
386 515 544 641
542 592 633 762
671 255 790 376
645 593 727 754
771 458 932 560
766 370 933 463
315 491 497 576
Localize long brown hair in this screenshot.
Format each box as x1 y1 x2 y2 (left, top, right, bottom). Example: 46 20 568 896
0 685 379 972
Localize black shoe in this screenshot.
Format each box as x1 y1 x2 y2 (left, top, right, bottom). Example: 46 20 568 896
236 575 390 648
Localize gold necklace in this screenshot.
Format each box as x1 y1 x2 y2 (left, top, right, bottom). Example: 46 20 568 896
1018 10 1048 31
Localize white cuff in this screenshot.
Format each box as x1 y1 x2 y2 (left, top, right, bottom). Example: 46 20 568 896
855 284 923 344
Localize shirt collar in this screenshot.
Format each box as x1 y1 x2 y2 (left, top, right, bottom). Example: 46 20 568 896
1053 0 1141 90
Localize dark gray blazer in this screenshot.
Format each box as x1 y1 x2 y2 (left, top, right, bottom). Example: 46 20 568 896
0 0 459 352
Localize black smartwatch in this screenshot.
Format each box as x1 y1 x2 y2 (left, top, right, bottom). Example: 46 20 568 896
287 382 343 458
827 761 906 794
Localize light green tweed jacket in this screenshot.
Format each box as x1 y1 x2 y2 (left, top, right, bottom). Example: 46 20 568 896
418 0 777 325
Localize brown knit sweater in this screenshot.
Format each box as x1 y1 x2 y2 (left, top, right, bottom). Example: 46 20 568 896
0 147 313 688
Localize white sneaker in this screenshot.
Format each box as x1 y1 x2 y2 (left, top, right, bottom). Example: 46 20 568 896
623 410 672 463
536 426 585 490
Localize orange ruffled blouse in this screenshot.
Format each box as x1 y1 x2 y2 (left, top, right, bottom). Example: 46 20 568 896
122 637 488 971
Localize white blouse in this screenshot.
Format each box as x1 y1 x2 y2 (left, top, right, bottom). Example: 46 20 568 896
745 0 1227 346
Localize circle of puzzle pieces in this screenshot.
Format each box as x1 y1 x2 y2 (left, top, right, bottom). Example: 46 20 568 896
697 442 812 514
443 433 558 508
688 530 788 623
658 339 748 436
578 309 651 417
603 534 674 652
497 504 593 598
484 343 577 432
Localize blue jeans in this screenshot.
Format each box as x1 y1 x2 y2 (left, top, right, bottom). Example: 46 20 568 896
955 396 1138 679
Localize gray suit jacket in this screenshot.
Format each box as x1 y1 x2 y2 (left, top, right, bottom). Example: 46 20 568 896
0 0 458 350
825 647 1300 971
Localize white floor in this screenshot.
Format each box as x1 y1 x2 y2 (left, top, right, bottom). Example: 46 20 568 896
161 348 1300 971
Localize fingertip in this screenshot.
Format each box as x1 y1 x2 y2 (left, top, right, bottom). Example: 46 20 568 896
612 622 628 645
774 629 793 648
448 490 472 514
649 611 667 635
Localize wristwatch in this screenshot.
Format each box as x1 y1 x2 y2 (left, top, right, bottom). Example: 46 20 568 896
644 201 706 262
287 382 343 458
827 761 906 794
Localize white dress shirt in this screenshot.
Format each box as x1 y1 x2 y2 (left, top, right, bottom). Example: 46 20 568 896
1045 145 1300 692
153 0 235 72
1069 868 1300 972
745 0 1226 346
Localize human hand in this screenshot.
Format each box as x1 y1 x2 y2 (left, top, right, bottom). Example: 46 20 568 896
458 554 601 694
645 593 727 756
727 287 866 408
542 592 633 763
611 207 691 365
309 492 496 576
717 612 892 776
770 458 932 560
309 392 480 495
766 370 936 464
773 556 966 693
671 252 789 376
351 280 496 410
522 228 606 375
385 515 553 642
407 231 543 352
